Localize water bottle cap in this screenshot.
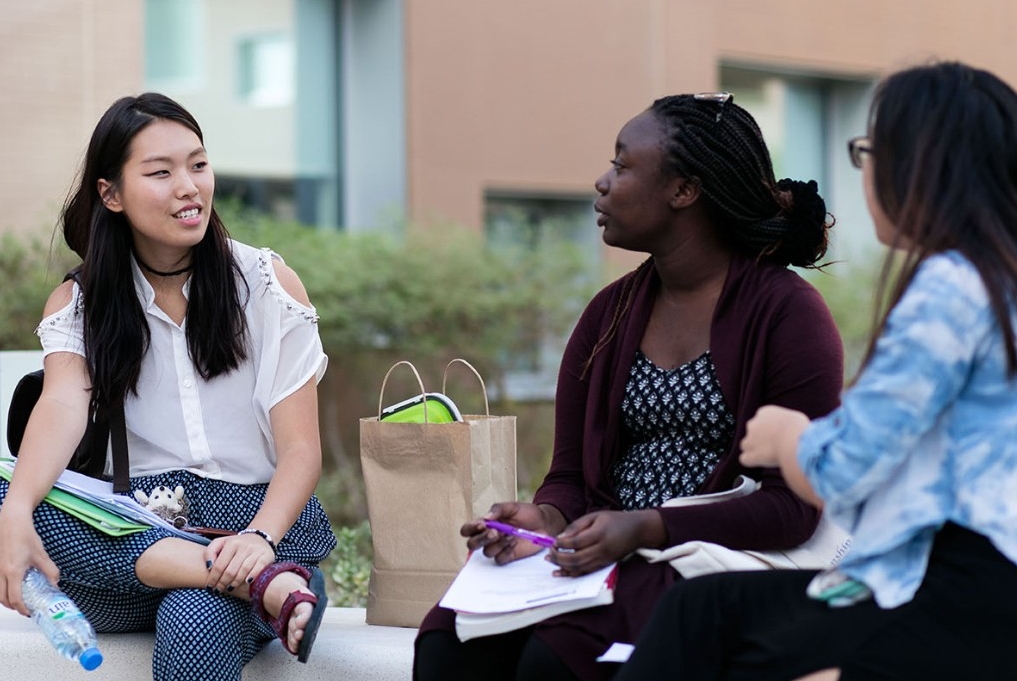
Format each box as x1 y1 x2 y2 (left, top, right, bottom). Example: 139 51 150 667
79 647 103 671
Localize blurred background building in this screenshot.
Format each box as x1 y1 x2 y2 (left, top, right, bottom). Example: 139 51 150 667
3 0 1015 502
3 0 1013 268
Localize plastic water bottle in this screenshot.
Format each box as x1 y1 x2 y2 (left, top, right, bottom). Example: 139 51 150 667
21 568 103 671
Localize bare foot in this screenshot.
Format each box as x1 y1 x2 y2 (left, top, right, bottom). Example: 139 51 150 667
261 569 316 653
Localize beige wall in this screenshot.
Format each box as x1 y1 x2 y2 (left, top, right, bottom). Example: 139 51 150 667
5 0 1017 256
0 0 143 237
403 1 714 239
403 0 1017 271
717 0 1017 81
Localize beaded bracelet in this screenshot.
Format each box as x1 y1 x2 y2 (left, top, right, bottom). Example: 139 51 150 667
238 528 277 552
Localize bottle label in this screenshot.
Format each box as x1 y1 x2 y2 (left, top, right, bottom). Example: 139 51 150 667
46 598 79 621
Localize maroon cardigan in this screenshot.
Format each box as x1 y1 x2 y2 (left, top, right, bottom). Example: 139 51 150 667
533 253 844 550
417 254 844 681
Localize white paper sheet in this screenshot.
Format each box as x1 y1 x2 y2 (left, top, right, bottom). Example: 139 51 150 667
597 642 635 663
439 549 616 614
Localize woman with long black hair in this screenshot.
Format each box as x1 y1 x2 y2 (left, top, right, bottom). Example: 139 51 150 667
0 93 336 680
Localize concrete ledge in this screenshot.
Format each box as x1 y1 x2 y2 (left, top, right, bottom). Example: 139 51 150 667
0 605 416 680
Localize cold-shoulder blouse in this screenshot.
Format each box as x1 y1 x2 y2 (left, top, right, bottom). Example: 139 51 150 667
35 240 327 485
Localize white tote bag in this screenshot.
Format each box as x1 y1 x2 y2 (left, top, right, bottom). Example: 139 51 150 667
636 476 852 579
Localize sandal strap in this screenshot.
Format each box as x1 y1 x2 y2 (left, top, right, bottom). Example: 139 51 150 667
273 591 320 655
249 561 312 623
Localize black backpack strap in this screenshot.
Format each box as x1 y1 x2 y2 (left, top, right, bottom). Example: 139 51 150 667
108 402 130 493
63 266 82 285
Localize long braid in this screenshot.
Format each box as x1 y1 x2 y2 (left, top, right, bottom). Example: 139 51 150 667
580 258 653 380
650 94 832 267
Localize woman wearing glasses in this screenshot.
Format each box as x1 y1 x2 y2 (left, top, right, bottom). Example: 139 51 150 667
614 61 1017 681
414 93 843 681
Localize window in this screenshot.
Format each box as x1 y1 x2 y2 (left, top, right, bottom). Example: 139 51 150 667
485 194 599 400
145 0 205 90
719 65 875 258
216 176 297 223
237 33 294 108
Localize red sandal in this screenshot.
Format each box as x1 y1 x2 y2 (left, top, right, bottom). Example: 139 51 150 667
249 561 328 663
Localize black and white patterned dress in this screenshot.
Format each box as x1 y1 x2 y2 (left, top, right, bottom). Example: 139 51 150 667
610 349 736 510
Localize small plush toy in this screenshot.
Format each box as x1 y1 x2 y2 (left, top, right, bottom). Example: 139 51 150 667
134 485 191 528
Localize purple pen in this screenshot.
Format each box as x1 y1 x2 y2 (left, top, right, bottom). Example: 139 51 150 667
484 520 556 548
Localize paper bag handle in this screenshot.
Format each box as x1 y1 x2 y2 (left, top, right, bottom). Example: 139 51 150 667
442 358 490 416
377 360 433 421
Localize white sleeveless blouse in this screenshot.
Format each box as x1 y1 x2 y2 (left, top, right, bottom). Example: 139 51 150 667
35 240 328 485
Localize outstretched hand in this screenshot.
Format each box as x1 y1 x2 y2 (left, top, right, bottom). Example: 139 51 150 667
740 405 824 507
739 405 810 469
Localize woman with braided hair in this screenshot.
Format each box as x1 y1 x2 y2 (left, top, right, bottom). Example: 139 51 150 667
413 93 844 681
614 61 1017 681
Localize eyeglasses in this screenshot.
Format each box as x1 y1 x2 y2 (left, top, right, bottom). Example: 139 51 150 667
847 136 872 169
694 92 734 123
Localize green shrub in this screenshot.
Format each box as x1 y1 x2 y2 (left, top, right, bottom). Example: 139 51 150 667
3 204 595 371
220 201 594 386
323 521 373 607
802 254 885 379
0 231 78 349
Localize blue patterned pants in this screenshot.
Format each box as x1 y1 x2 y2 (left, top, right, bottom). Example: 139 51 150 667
1 471 337 681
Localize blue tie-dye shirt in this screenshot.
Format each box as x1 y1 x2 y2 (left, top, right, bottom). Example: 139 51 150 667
798 251 1017 608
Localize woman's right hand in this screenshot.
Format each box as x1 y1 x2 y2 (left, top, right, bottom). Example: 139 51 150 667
0 506 59 615
460 502 565 565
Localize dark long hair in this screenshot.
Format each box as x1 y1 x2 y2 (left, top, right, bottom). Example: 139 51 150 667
862 62 1017 377
649 94 832 268
60 93 249 408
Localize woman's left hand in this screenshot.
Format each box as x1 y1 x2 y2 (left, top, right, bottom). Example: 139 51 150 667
203 533 276 593
548 509 664 577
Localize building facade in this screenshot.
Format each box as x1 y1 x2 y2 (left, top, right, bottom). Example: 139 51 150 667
1 0 143 239
4 0 1016 271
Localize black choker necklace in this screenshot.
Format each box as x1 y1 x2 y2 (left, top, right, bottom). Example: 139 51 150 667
137 258 193 277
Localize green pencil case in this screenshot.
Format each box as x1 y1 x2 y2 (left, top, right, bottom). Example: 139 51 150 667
380 392 463 423
375 361 465 424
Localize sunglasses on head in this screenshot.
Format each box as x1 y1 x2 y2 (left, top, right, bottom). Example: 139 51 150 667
694 92 734 123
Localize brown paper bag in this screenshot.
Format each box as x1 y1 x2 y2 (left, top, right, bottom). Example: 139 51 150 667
360 359 517 627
